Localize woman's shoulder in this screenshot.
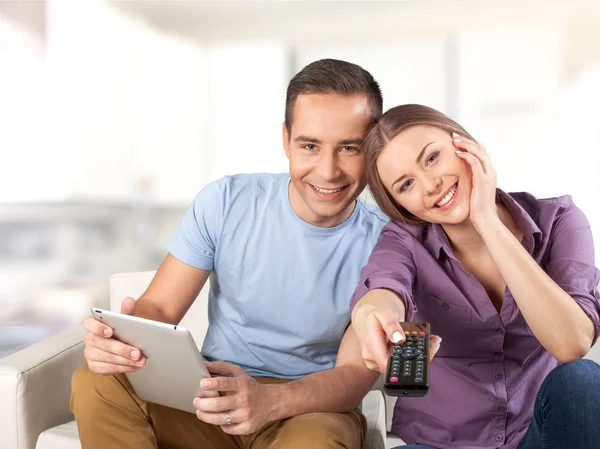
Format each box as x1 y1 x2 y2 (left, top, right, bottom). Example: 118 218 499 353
509 191 580 216
507 191 590 236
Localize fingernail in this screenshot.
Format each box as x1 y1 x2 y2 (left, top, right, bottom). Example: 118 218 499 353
136 358 145 366
200 379 210 388
130 350 140 360
456 150 464 154
454 138 462 143
392 331 404 343
452 132 460 137
103 329 111 337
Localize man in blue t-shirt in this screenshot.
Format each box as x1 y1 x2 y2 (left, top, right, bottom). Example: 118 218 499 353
72 59 388 449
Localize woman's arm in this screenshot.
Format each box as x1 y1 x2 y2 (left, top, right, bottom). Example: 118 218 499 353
476 208 597 363
349 225 423 371
454 134 599 363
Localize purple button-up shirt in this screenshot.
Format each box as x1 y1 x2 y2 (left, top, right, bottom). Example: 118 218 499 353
351 191 600 449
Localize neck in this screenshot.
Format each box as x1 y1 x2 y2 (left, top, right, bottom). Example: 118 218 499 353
441 203 514 256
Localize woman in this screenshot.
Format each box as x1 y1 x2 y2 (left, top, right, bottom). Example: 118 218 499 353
350 104 600 449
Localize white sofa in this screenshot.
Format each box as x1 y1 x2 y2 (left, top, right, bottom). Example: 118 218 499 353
2 271 598 449
0 271 389 449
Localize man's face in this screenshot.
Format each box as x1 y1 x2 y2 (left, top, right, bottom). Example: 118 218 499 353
283 93 372 228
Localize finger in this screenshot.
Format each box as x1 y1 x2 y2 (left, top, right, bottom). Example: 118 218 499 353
83 316 113 338
456 151 486 183
196 409 231 426
429 335 442 362
193 394 236 413
200 375 240 392
373 308 404 344
87 360 142 375
84 332 142 361
85 345 146 367
221 422 251 436
205 361 247 377
452 133 491 174
120 297 136 316
364 314 392 372
364 360 381 372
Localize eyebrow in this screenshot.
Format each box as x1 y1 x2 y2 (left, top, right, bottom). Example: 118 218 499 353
391 141 436 189
294 136 363 146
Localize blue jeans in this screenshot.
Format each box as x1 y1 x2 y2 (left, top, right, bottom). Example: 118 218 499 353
392 359 600 449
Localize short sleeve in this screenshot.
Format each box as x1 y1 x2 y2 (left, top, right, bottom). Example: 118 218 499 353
350 223 418 320
166 179 224 271
545 202 600 344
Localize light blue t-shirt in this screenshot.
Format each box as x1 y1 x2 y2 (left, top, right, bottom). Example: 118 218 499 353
167 173 387 378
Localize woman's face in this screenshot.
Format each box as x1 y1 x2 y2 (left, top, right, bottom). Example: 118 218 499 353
376 125 472 224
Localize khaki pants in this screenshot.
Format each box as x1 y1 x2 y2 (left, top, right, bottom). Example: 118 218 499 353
70 364 367 449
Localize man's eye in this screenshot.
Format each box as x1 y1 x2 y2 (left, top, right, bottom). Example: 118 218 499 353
400 179 413 192
303 144 317 151
426 151 439 165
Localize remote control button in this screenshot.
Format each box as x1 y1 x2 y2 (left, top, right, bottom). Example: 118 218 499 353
415 377 423 383
390 376 399 383
419 331 426 336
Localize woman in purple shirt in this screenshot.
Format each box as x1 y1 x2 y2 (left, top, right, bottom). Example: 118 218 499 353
350 104 600 449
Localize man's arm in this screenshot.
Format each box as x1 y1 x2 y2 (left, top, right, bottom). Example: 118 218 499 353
270 325 380 418
81 253 211 375
135 253 212 324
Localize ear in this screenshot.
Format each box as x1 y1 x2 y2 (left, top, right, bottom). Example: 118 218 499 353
282 122 291 159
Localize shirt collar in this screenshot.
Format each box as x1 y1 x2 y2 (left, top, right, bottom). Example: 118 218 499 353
423 189 542 260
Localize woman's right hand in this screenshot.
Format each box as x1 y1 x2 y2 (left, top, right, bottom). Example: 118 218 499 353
352 303 442 372
82 297 146 375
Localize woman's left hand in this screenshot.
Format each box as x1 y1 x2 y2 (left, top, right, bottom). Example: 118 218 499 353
452 132 497 227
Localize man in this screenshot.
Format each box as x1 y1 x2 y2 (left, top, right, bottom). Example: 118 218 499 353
71 59 388 449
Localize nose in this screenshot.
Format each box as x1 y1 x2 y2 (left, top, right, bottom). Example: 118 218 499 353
422 173 442 195
316 150 341 182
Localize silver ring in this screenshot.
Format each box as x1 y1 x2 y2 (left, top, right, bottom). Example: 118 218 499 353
225 412 231 425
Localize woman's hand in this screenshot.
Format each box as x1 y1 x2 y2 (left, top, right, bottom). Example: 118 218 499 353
452 132 498 228
353 303 442 372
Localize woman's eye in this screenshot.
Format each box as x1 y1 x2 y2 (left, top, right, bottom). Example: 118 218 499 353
400 179 413 192
341 146 359 152
426 151 439 165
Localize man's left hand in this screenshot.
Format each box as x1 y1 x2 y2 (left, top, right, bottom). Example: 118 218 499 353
193 361 276 435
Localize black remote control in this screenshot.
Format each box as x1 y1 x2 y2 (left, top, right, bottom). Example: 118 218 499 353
384 322 430 397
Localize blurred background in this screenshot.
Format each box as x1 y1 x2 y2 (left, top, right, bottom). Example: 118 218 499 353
1 0 599 357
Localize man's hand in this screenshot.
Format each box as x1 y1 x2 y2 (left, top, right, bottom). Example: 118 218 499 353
82 297 146 375
193 361 276 435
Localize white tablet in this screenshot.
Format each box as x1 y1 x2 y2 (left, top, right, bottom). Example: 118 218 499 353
90 308 218 413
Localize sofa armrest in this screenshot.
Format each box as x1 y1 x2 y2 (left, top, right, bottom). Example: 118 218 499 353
362 390 386 449
0 325 85 449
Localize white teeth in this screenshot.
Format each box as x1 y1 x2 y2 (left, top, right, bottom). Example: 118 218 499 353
436 184 457 207
313 185 343 194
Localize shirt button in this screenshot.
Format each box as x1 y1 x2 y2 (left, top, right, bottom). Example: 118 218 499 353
496 328 504 335
497 405 506 412
442 303 450 310
495 373 504 380
495 434 503 442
